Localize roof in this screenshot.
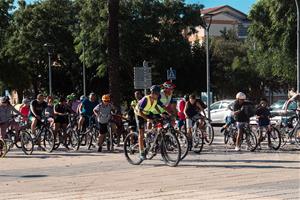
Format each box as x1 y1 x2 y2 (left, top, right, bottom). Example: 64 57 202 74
201 5 248 18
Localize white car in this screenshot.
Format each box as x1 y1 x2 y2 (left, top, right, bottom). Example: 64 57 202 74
205 99 235 124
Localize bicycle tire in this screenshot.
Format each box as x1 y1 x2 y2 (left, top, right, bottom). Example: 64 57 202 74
175 130 188 160
160 131 181 167
245 130 258 152
0 139 7 158
20 131 33 155
87 128 98 150
123 132 143 165
192 128 204 154
67 128 80 151
42 128 55 153
294 127 300 147
204 123 214 145
267 127 281 150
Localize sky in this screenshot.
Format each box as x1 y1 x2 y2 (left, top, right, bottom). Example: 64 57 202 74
23 0 257 14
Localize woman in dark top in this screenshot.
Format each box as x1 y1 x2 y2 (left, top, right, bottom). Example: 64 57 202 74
53 97 69 139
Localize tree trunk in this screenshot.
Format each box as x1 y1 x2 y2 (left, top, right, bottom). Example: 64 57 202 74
108 0 121 109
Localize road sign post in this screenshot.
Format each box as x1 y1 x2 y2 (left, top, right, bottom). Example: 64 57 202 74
134 60 152 94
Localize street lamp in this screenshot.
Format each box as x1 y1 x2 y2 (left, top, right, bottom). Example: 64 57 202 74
82 38 87 96
295 0 300 92
200 13 213 119
43 43 54 96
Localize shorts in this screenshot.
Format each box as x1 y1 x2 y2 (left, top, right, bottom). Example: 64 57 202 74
135 113 159 130
236 122 248 130
54 116 68 124
225 116 235 125
99 123 108 134
186 114 201 129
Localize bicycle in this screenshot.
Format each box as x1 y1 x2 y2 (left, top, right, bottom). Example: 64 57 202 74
279 111 300 148
254 123 281 150
4 116 33 155
124 117 181 167
224 122 258 151
190 116 205 154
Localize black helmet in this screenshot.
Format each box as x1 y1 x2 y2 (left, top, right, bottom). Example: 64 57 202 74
150 85 161 95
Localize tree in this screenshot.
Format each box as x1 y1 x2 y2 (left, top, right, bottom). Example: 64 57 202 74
248 0 297 87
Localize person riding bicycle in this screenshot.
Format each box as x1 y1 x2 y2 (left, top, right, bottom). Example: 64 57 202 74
29 94 48 138
256 99 271 150
19 98 30 123
184 94 206 150
159 81 176 113
177 95 189 130
135 85 170 160
45 96 55 126
93 94 115 152
233 92 249 151
0 96 22 139
53 97 71 141
78 93 98 132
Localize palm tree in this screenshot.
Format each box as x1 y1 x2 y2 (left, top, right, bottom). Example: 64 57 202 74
108 0 121 108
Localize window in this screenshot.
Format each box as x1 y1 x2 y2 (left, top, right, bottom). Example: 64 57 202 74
210 102 221 110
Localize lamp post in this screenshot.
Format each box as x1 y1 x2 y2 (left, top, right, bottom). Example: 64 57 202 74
295 0 300 92
43 43 54 96
200 13 213 119
82 39 87 96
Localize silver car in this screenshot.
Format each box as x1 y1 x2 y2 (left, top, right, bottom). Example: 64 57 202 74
205 99 235 124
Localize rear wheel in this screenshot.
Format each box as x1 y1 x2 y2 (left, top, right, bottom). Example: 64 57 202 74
124 132 143 165
0 139 7 158
42 128 55 153
245 130 257 152
66 128 80 151
176 130 188 160
267 127 281 150
160 132 181 167
204 123 214 145
20 131 33 155
192 128 204 154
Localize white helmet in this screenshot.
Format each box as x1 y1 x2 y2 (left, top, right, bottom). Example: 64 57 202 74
236 92 246 100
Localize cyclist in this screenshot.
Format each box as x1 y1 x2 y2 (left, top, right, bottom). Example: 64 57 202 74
285 93 300 112
159 81 176 113
184 94 206 150
233 92 248 151
78 93 98 132
135 85 169 160
255 99 271 150
45 96 55 126
29 94 48 138
53 97 70 140
177 95 189 131
19 98 30 123
0 96 22 139
93 94 115 152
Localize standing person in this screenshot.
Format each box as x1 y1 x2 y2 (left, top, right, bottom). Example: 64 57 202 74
128 91 142 133
256 99 271 149
93 94 115 152
0 97 22 139
78 93 98 132
177 95 188 131
233 92 248 151
184 94 206 150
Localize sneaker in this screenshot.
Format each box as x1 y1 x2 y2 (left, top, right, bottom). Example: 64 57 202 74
235 146 241 151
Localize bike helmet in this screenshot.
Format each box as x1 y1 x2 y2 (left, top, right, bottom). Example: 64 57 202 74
150 85 161 95
236 92 246 100
80 95 86 102
162 81 176 90
102 94 111 102
22 98 30 104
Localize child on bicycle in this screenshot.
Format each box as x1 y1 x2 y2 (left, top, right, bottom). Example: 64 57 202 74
255 99 271 149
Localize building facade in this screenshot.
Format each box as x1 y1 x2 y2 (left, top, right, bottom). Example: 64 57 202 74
188 5 250 43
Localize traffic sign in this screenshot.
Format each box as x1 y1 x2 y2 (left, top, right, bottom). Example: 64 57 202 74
167 67 176 80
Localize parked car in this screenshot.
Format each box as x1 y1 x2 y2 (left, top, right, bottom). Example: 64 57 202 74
205 100 235 124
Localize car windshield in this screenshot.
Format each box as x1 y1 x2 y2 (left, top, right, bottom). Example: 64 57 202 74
270 100 285 111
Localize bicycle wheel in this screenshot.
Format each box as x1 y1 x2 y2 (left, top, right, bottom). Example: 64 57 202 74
245 130 257 152
66 128 80 151
224 129 229 144
123 132 143 165
204 123 214 145
20 131 33 155
107 126 114 152
192 128 204 154
87 128 98 150
294 127 300 147
160 131 181 167
267 127 281 150
5 131 14 151
0 139 7 158
42 128 55 153
175 130 188 160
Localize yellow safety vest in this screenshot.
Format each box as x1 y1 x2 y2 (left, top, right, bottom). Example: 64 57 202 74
135 95 157 116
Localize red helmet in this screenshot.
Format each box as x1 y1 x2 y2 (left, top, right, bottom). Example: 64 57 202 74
162 81 176 90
